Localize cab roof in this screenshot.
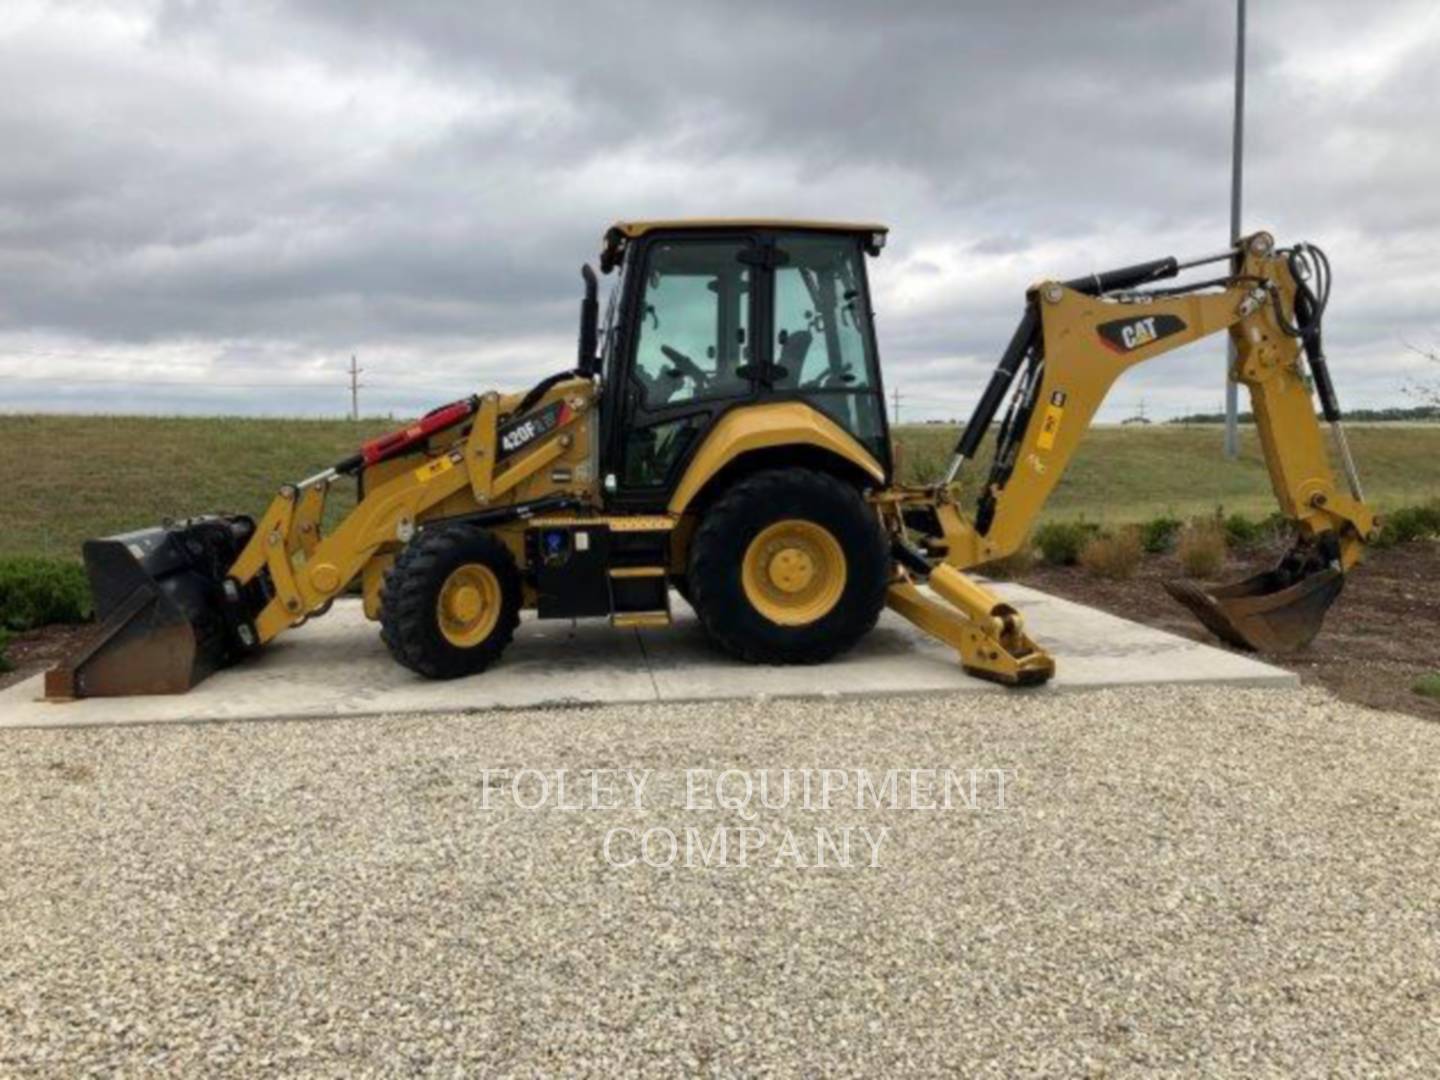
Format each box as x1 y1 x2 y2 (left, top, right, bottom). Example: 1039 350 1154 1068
608 218 888 239
601 218 888 271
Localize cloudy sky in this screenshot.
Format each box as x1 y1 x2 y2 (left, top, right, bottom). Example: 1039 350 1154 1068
2 0 1437 421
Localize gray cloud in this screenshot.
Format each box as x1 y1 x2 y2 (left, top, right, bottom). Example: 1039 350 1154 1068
1 0 1437 420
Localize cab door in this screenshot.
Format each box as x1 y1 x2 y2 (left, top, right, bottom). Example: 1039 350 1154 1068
606 234 760 508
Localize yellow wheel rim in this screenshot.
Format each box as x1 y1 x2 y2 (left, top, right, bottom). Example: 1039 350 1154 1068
436 563 502 647
741 519 847 626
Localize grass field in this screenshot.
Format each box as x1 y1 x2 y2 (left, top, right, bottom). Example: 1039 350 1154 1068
3 415 392 561
895 422 1440 524
2 414 1436 560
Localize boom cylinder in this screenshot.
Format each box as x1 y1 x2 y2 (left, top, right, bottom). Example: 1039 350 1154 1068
945 305 1040 483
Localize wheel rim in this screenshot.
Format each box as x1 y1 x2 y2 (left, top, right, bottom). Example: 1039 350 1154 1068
436 563 502 647
741 519 847 626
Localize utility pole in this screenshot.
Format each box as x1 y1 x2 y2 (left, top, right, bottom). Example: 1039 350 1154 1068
348 354 363 421
1224 0 1246 459
891 386 902 425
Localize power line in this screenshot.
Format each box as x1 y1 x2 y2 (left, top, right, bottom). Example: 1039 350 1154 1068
0 373 467 392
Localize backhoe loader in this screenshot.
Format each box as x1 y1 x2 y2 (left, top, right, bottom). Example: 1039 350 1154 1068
47 220 1375 699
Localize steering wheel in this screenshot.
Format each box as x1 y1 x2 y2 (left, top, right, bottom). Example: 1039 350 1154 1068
801 364 857 390
660 345 710 390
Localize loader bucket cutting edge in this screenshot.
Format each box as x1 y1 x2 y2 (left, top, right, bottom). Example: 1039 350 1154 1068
1163 567 1344 654
44 518 255 700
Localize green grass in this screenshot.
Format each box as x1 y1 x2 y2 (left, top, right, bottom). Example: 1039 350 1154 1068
894 423 1440 526
2 415 392 561
1414 674 1440 700
1 414 1437 561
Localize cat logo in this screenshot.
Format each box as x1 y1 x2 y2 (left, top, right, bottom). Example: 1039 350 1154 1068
1123 317 1159 349
1097 313 1187 355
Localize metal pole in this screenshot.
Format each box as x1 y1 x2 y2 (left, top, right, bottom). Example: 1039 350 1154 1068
349 354 361 421
1224 0 1246 458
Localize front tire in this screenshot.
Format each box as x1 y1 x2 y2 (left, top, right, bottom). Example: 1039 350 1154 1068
687 468 888 664
379 523 521 679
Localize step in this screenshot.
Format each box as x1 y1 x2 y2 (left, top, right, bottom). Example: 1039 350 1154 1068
611 610 671 629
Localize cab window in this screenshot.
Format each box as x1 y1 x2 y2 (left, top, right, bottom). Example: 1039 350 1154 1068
771 233 887 462
631 240 753 410
771 234 876 392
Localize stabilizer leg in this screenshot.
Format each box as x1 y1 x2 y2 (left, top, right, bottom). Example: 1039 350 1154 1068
886 564 1055 686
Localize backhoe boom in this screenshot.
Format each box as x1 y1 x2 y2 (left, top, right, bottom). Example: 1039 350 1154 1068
882 231 1374 683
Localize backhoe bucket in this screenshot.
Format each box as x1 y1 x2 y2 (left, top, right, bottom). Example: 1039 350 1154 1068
1164 566 1343 654
45 517 255 700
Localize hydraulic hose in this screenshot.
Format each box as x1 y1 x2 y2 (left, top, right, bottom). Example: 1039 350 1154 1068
1274 243 1362 501
945 304 1040 483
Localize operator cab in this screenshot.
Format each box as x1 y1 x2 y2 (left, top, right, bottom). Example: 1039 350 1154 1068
594 219 891 509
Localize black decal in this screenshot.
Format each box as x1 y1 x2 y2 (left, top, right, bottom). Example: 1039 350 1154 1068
1097 313 1187 354
497 399 572 460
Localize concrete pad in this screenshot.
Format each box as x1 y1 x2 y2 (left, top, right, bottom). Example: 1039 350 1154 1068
0 585 1295 730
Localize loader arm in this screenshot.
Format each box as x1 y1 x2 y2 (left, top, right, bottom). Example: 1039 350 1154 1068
883 231 1375 684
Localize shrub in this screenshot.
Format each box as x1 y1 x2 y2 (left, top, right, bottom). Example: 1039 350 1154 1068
1260 510 1290 536
1414 673 1440 700
1223 512 1265 550
1375 501 1440 548
1034 521 1101 566
0 557 92 632
1079 527 1143 579
0 627 11 673
1139 515 1183 554
977 543 1037 581
1177 519 1227 578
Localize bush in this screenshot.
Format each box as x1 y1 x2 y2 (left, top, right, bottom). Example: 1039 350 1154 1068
1079 527 1143 579
1177 519 1227 578
1223 512 1266 550
1034 521 1101 566
1260 510 1290 536
977 543 1037 581
1375 501 1440 548
1414 673 1440 700
0 627 11 673
0 557 92 632
1139 515 1183 554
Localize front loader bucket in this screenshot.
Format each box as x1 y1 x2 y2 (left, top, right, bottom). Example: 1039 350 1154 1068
45 517 256 699
1164 565 1343 654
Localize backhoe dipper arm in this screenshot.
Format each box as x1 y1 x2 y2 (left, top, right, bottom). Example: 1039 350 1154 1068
885 231 1375 683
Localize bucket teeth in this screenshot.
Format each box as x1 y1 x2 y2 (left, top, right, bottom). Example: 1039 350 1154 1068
1164 565 1344 654
45 516 257 700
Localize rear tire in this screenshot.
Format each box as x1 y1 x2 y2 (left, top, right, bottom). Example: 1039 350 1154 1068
379 523 521 679
687 468 888 664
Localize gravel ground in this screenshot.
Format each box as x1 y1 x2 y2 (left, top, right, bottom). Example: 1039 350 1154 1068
1 685 1438 1076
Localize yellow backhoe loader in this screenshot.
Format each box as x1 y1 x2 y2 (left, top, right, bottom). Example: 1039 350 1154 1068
47 220 1375 699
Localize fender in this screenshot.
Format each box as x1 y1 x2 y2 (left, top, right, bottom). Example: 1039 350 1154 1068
667 402 885 516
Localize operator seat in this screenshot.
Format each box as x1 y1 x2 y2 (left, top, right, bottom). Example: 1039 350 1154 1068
776 329 812 384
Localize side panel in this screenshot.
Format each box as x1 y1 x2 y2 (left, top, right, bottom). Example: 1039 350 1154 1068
666 401 885 515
